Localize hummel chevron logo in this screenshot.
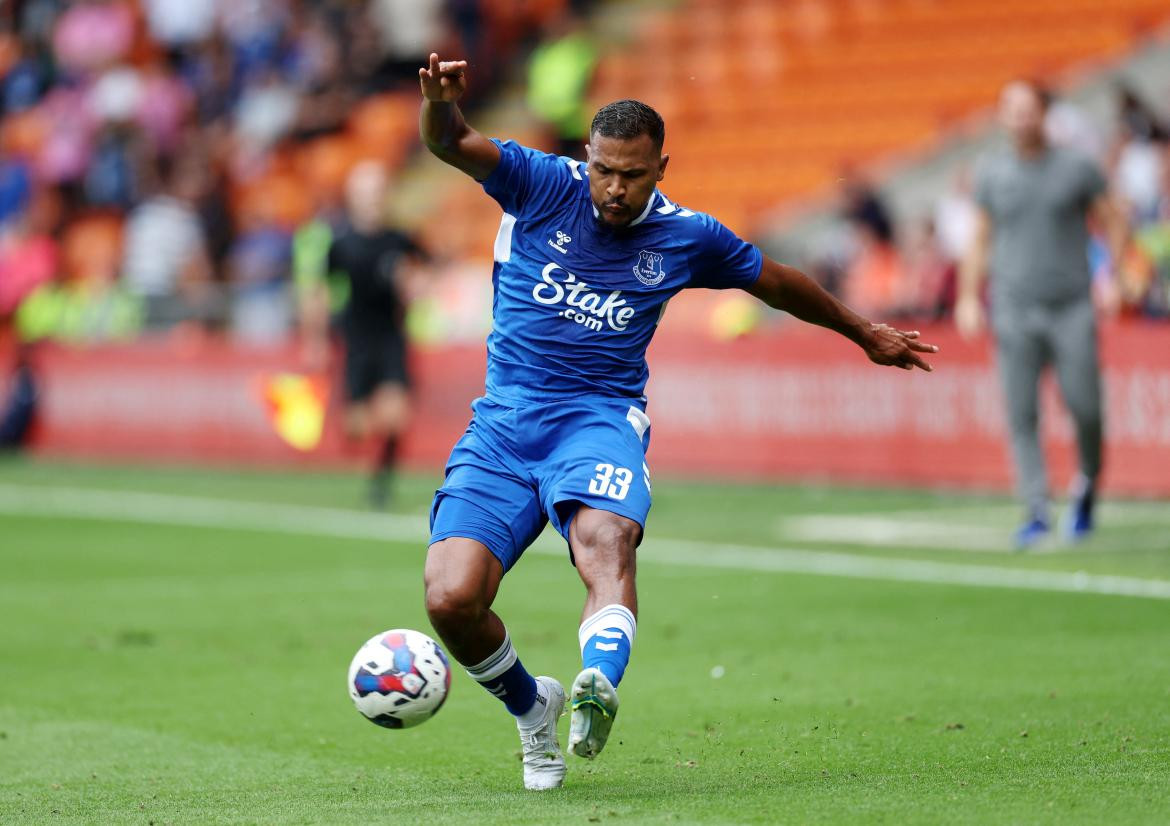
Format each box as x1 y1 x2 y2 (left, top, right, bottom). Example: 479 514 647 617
548 230 572 254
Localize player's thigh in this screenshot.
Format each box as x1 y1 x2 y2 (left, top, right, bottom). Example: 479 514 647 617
541 405 652 549
430 423 547 575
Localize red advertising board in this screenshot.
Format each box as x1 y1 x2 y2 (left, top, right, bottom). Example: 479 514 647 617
10 322 1170 495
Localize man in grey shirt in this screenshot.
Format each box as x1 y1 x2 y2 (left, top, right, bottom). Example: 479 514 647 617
958 79 1127 548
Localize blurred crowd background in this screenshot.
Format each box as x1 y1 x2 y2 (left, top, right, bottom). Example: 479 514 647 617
1 0 1169 352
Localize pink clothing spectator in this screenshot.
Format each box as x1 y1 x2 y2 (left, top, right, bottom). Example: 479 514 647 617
137 66 194 152
0 234 58 315
53 0 136 76
35 88 96 183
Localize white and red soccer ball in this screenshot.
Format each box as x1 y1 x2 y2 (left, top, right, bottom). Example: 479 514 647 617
348 629 451 729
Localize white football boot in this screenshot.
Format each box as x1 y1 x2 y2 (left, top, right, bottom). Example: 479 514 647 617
568 667 619 759
517 676 566 790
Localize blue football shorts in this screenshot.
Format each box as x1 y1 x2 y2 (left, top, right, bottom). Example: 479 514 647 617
429 396 652 572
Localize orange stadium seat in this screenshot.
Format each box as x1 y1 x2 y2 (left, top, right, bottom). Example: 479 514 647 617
422 0 1169 249
586 0 1169 236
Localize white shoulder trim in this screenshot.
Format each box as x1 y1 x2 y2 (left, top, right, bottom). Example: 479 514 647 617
494 213 517 263
565 158 584 180
655 192 694 218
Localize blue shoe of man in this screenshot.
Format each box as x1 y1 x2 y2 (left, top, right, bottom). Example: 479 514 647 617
1014 517 1050 550
1064 477 1095 543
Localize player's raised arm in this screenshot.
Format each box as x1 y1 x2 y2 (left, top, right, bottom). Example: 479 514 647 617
747 256 938 372
419 53 500 181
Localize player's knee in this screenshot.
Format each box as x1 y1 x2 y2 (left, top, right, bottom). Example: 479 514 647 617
423 549 490 632
424 577 485 632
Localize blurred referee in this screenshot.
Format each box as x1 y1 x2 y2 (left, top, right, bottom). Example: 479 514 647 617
301 161 427 507
957 79 1128 548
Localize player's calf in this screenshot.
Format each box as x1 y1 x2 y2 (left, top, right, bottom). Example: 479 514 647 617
568 510 640 759
424 539 543 722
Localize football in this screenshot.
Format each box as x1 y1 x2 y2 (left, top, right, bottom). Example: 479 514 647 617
347 629 451 729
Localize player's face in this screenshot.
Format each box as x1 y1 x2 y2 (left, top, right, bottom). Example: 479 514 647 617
585 134 668 228
999 82 1046 145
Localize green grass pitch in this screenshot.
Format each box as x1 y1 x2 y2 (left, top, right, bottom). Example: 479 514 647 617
1 459 1168 824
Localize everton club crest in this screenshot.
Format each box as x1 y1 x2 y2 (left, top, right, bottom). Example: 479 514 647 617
633 250 666 286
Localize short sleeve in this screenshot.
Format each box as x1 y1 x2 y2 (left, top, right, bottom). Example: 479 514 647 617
480 139 579 219
686 212 763 290
391 229 426 260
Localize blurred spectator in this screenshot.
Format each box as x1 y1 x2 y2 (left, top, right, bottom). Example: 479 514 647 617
227 221 292 345
839 174 904 317
1112 85 1168 225
143 0 218 48
527 12 597 159
15 210 143 343
369 0 446 89
901 217 955 321
841 174 896 246
1045 97 1105 163
0 0 590 348
52 0 135 76
0 345 37 450
933 167 978 265
0 180 59 317
121 157 217 328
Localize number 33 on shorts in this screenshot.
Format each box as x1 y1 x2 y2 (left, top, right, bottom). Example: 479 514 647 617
587 462 650 501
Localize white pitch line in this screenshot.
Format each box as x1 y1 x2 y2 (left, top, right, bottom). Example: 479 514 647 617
778 514 1013 553
1 483 1169 601
778 503 1170 553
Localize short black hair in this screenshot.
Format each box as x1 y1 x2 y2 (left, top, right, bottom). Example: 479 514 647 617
590 100 665 151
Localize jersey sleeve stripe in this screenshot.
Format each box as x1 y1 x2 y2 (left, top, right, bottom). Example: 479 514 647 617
493 213 517 263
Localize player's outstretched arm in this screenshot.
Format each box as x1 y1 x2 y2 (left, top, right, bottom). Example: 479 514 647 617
747 257 938 372
419 53 500 181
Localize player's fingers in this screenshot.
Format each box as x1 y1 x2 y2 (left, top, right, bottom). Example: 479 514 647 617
428 53 440 73
438 60 468 74
904 351 933 372
909 339 940 353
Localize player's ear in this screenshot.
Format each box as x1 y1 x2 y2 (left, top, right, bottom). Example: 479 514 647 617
585 143 593 163
657 153 669 181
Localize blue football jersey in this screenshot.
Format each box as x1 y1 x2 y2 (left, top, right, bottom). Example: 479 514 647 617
480 139 762 403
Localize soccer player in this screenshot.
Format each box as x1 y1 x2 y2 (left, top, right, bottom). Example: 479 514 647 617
418 53 937 790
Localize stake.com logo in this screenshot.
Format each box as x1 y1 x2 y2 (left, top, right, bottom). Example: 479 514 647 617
532 262 635 332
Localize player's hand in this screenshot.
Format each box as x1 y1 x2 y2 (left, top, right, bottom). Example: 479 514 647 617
862 323 938 372
419 53 468 103
954 295 985 340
